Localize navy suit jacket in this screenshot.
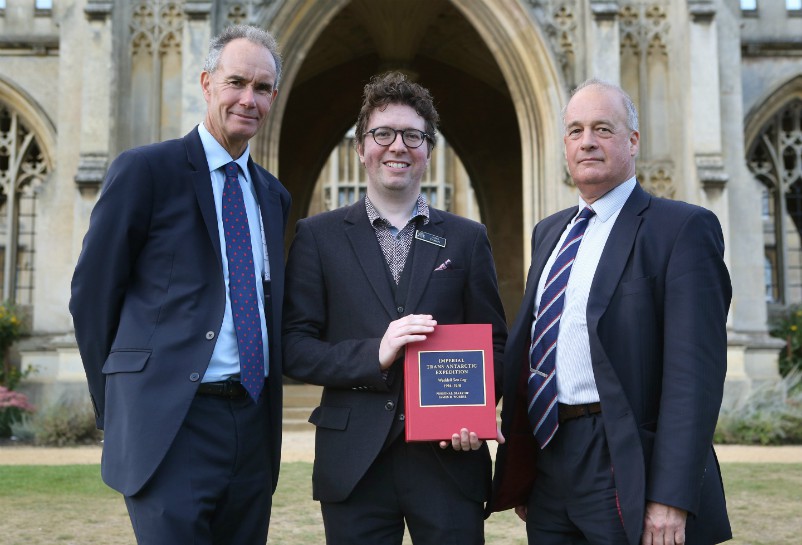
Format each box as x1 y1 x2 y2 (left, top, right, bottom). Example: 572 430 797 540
491 184 732 544
70 128 291 497
282 199 507 504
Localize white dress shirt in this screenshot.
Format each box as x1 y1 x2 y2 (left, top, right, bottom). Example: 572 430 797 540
533 177 637 404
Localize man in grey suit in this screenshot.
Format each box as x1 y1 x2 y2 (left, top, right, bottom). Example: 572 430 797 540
283 71 507 544
70 25 290 544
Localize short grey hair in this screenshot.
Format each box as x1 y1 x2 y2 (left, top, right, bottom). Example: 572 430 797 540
203 25 282 89
562 78 639 132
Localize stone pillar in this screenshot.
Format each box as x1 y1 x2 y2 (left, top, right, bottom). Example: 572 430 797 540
182 1 212 134
75 0 114 202
708 0 783 407
688 1 729 240
587 1 620 82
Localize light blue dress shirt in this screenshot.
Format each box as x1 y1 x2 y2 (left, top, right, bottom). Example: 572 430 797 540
197 123 269 382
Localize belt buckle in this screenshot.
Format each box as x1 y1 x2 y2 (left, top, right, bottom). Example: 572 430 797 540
226 378 245 399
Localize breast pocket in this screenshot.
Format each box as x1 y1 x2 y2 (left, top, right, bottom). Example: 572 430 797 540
431 268 465 279
621 276 655 296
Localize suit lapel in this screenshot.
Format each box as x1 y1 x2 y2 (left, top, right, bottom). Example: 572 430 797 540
405 211 445 313
586 183 650 329
344 202 398 320
505 207 575 387
529 207 576 307
184 129 222 266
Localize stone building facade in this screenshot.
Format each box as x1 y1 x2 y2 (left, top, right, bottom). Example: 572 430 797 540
1 0 799 407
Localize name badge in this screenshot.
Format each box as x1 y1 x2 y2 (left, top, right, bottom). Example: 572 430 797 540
415 230 446 248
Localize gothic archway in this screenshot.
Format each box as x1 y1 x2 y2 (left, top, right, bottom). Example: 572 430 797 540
255 0 564 319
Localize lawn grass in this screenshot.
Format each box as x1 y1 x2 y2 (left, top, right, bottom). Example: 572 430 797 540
0 462 799 544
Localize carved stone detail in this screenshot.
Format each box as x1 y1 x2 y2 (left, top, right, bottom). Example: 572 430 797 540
85 0 113 22
228 4 249 25
74 152 109 197
590 1 619 21
130 0 184 56
223 0 277 27
528 0 579 88
0 105 50 194
688 0 716 23
696 153 729 192
620 1 669 58
638 161 675 199
184 0 211 21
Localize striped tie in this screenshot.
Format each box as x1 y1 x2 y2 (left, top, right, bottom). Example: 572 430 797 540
222 162 264 402
527 207 595 448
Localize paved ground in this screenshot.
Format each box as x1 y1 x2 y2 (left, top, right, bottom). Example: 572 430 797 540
1 431 801 465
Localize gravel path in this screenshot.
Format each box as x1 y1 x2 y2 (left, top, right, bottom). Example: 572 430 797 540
1 432 801 465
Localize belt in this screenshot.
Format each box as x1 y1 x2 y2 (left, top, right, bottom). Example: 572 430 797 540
557 402 602 424
196 379 248 400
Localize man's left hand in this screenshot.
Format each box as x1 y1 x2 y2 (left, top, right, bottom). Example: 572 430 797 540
439 427 505 451
642 501 687 545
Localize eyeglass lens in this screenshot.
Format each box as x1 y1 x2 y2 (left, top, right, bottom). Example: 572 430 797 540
370 127 426 148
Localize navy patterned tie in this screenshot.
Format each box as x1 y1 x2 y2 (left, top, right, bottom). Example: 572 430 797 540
527 206 595 448
222 161 264 402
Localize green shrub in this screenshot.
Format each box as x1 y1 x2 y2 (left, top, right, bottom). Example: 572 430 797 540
28 396 102 447
0 301 29 390
715 370 802 445
770 306 802 376
9 413 35 442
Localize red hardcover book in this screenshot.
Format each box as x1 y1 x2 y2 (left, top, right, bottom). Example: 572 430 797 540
404 323 497 441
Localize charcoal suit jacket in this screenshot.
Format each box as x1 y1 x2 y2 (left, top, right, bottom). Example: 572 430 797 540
491 183 732 544
283 199 507 505
70 127 290 497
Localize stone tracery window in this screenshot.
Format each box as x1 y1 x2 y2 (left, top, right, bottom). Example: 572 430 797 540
0 101 48 305
748 99 802 305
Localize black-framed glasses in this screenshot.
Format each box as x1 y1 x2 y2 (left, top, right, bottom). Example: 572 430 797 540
364 127 432 149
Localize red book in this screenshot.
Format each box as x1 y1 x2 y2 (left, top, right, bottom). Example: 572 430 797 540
404 323 497 441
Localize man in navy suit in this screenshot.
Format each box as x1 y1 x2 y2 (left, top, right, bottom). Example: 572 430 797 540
70 25 290 544
283 71 507 544
490 79 732 544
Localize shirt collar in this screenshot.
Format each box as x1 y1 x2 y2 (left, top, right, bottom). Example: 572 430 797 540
365 194 430 227
198 123 251 178
577 176 637 223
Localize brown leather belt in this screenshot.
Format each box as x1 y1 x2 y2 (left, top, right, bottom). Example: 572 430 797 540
557 402 602 424
196 379 248 400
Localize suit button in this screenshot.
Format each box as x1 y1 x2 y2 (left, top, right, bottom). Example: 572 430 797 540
189 373 200 382
205 331 215 340
397 306 404 313
384 400 395 411
398 413 405 421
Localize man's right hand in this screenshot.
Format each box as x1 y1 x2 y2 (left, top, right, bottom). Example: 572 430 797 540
378 314 437 370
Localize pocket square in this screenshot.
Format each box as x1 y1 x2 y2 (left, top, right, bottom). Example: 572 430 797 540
434 259 452 271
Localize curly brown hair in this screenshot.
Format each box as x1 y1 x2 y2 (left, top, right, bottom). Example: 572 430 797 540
354 71 439 154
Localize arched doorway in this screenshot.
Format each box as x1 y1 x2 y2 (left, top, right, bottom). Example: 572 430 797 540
256 0 565 319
